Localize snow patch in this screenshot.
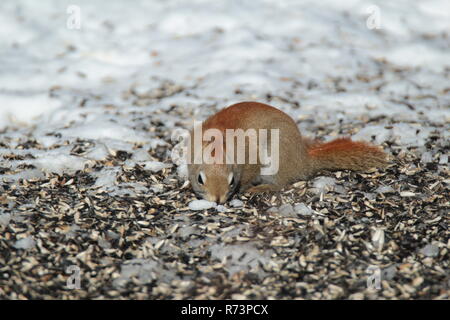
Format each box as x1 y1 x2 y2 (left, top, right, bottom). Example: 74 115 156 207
209 243 270 277
188 200 216 211
13 236 36 250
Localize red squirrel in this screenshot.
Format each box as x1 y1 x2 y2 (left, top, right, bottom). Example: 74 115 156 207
187 101 387 203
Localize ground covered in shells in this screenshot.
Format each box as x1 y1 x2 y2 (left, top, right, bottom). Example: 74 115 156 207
0 0 449 299
1 104 448 299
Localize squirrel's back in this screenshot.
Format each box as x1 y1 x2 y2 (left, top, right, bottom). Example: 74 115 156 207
203 101 299 133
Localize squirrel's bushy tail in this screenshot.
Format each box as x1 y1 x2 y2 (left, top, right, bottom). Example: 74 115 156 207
306 138 387 173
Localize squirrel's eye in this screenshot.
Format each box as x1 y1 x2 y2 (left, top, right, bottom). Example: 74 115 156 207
198 172 205 185
228 173 234 186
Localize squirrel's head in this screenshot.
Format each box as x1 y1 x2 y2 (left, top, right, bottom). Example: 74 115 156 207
188 163 240 203
186 128 242 203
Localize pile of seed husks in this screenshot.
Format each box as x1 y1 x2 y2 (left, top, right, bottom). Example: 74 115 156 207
0 109 448 300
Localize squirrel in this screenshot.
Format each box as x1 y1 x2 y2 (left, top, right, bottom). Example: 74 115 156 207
187 101 387 203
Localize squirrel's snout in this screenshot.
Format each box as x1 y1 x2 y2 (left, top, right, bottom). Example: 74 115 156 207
205 193 227 204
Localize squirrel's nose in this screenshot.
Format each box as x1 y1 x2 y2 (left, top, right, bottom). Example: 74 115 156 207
206 194 219 203
206 193 226 204
218 194 227 204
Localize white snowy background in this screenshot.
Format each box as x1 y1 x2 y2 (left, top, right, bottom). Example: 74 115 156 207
0 0 448 182
0 0 449 297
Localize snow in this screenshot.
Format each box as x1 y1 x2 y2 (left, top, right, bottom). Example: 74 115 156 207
13 236 36 250
382 265 398 281
375 185 395 194
312 177 337 193
0 94 62 129
0 213 12 227
353 125 391 145
215 205 228 212
113 258 161 287
61 121 148 143
177 164 189 178
353 123 447 148
420 152 433 164
294 203 313 216
32 150 92 174
92 167 119 188
278 204 296 217
209 243 271 277
419 243 440 258
188 200 216 211
143 161 172 172
132 149 150 162
229 199 244 208
0 0 449 288
0 1 447 185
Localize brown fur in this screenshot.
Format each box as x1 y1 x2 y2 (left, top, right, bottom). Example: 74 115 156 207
307 138 387 171
187 102 388 203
